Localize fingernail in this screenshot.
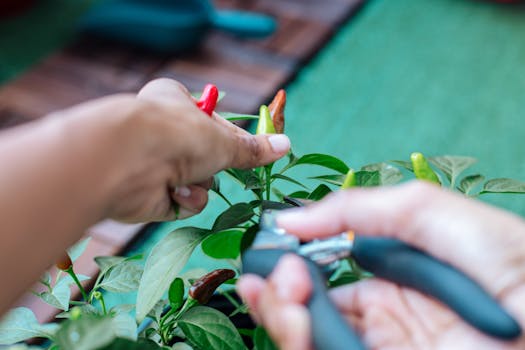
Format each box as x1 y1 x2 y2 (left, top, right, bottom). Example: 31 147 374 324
272 255 300 301
175 186 191 198
268 134 290 153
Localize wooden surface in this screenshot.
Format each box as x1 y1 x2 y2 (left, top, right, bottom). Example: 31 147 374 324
1 0 363 322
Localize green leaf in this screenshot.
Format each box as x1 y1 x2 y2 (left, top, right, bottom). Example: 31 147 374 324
56 304 100 319
39 282 70 311
481 178 525 194
98 262 143 293
307 184 332 201
219 112 259 121
287 190 310 199
261 200 295 211
202 229 244 259
98 338 163 350
212 203 254 232
309 174 345 186
168 278 185 310
390 160 413 171
240 224 259 254
55 315 116 350
253 326 277 350
68 237 91 262
0 307 58 345
458 174 485 195
111 313 137 341
355 170 381 187
136 227 208 322
271 174 307 189
211 174 221 193
361 163 403 185
428 156 477 187
282 153 349 174
172 343 194 350
225 169 262 190
178 306 247 350
40 271 52 288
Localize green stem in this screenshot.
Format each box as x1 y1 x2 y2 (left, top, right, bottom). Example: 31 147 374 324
164 298 198 331
99 294 107 315
215 190 233 207
265 165 272 201
66 267 88 301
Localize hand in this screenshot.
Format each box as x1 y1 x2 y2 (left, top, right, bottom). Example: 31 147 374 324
59 78 291 223
238 181 525 349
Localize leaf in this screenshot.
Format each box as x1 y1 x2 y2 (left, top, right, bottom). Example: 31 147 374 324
40 271 52 288
169 278 185 310
390 160 413 171
55 315 116 350
136 227 208 322
361 163 403 185
282 153 349 174
172 343 194 350
307 184 332 201
98 338 163 350
309 174 345 186
98 262 143 293
240 224 259 254
428 156 477 187
225 169 262 190
481 178 525 194
458 174 485 195
112 313 137 341
253 326 277 350
202 229 244 259
355 170 381 187
56 304 100 319
178 306 247 350
0 307 58 345
39 282 70 311
212 203 254 232
287 190 310 199
261 200 295 211
68 237 91 262
270 174 307 189
219 112 259 121
211 174 221 193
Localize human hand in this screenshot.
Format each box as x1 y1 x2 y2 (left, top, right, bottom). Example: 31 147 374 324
238 181 525 349
58 78 290 223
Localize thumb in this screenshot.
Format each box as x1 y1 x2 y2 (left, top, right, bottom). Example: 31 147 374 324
226 133 291 169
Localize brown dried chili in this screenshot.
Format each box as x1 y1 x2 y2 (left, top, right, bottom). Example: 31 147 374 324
268 89 286 134
189 269 236 304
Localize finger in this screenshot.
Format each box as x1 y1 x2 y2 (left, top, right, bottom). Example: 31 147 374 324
211 111 252 136
237 274 266 324
267 254 312 303
137 78 195 108
196 177 214 190
170 185 208 219
226 133 291 169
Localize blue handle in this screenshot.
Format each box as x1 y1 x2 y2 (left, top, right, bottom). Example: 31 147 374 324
243 249 366 350
352 236 522 340
211 10 276 38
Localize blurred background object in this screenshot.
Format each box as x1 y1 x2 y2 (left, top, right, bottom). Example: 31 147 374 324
78 0 277 53
0 0 37 18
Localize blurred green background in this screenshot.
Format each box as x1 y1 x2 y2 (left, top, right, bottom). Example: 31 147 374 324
2 0 525 292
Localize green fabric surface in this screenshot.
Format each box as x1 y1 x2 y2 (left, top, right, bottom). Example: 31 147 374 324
0 0 98 84
130 0 525 265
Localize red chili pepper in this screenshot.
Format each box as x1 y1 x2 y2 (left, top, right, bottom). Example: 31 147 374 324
189 269 235 304
196 84 219 116
268 89 286 134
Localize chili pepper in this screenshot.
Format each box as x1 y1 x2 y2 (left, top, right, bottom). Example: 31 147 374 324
341 169 356 189
410 152 441 184
196 84 219 116
56 253 73 271
268 89 286 134
256 105 276 135
189 269 235 304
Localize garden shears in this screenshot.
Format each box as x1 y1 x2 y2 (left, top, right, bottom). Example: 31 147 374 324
242 211 522 350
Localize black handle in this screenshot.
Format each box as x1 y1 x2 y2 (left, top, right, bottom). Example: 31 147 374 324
243 249 366 350
352 236 522 340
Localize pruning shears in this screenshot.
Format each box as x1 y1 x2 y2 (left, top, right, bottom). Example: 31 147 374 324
242 210 522 350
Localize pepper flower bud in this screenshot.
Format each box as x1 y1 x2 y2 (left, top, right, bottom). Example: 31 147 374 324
268 89 286 134
189 269 235 304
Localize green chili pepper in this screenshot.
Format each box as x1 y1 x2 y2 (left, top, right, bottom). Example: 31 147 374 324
410 152 440 184
256 105 276 135
341 169 356 189
189 269 235 304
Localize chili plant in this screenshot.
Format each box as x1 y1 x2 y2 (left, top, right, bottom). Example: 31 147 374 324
2 87 525 350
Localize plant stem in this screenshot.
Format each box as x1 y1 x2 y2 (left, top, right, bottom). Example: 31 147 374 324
66 267 88 301
265 165 272 201
215 190 233 207
98 294 107 315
